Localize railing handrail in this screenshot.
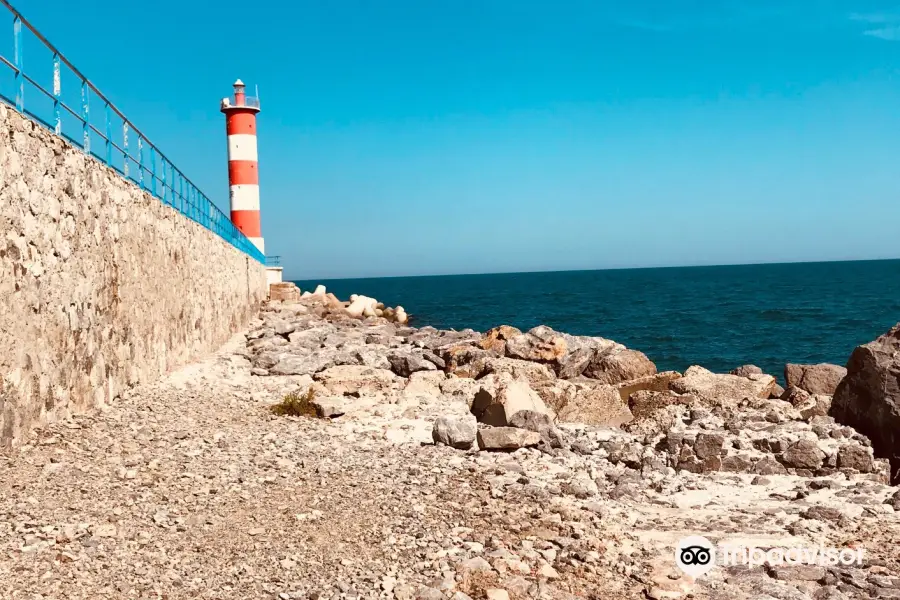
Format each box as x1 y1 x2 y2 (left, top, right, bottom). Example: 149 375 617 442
0 0 265 264
0 0 197 192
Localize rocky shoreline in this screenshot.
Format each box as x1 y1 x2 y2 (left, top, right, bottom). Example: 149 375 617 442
236 283 900 598
2 283 898 600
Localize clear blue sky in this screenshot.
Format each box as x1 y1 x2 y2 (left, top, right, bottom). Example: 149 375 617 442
6 0 900 279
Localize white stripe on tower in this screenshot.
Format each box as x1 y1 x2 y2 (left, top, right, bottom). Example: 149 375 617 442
226 135 258 161
229 185 260 211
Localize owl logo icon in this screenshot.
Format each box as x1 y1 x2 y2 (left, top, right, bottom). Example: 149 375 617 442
675 536 716 578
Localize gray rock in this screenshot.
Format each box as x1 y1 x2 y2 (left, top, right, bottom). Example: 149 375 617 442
801 505 845 523
422 350 446 369
353 346 392 370
555 346 595 379
785 363 847 395
432 416 477 450
754 455 788 475
583 349 657 384
477 427 541 451
730 364 763 378
414 588 445 600
886 489 900 510
273 320 298 336
387 351 437 377
836 444 875 473
670 365 777 403
480 357 557 388
831 323 900 484
505 326 568 362
693 432 726 459
508 409 566 448
269 354 334 376
557 381 633 427
456 556 493 573
781 440 826 469
470 374 552 427
561 472 599 498
312 397 345 418
721 454 754 473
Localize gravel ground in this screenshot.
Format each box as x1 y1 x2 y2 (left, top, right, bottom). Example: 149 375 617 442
0 335 640 600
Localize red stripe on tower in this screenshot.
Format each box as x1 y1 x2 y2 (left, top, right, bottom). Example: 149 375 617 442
220 79 264 254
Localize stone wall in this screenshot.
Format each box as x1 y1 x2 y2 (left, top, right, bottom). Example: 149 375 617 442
0 105 267 444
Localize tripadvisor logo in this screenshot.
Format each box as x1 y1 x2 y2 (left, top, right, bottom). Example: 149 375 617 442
676 535 716 578
675 535 865 578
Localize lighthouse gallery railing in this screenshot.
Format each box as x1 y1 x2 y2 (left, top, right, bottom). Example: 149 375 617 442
0 0 266 264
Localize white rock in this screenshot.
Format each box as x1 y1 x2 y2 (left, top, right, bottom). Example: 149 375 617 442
313 284 326 295
346 295 378 318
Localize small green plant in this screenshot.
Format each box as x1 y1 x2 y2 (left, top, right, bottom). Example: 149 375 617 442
270 388 318 417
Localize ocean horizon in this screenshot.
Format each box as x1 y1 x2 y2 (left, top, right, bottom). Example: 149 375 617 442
294 258 900 381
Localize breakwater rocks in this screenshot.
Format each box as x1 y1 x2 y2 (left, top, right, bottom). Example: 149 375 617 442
236 291 900 599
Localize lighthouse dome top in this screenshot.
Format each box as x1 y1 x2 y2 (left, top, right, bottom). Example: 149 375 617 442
220 79 260 113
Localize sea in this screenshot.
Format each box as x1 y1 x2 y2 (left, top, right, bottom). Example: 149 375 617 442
294 259 900 382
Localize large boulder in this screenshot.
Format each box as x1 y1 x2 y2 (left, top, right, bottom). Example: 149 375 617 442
441 345 492 379
785 363 847 395
831 323 900 484
470 374 553 427
387 351 437 377
669 365 777 403
583 349 657 384
313 365 400 396
508 410 566 448
555 333 623 379
477 427 541 451
432 416 478 450
478 326 522 355
614 371 682 402
479 357 557 388
557 381 633 427
269 353 335 376
628 389 696 421
505 326 568 363
730 365 763 378
531 379 578 414
780 439 825 470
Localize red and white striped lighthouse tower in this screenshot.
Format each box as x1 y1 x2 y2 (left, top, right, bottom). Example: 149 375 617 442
220 79 264 254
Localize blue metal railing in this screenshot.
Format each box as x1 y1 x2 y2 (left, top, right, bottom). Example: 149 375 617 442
265 255 281 267
0 1 265 264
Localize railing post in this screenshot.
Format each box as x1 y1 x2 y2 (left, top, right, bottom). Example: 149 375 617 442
13 15 23 111
138 137 144 189
81 81 89 152
150 147 156 196
105 103 111 165
52 53 61 135
122 122 129 177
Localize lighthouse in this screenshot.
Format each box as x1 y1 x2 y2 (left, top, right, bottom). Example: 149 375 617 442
220 79 263 254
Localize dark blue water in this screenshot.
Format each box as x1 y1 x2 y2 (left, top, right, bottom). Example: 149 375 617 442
295 260 900 380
